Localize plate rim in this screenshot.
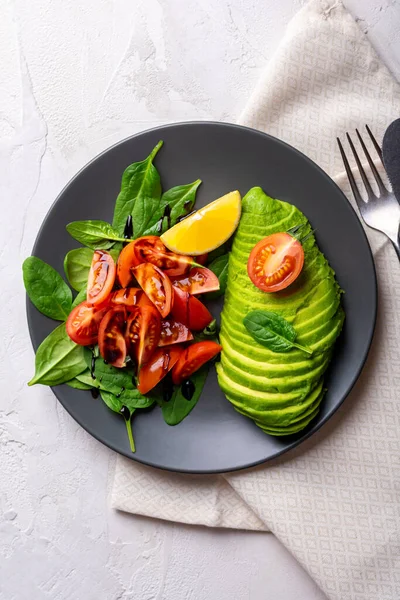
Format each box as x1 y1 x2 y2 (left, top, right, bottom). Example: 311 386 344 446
27 120 378 474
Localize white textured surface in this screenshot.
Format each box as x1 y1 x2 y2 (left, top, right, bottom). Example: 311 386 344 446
1 1 398 599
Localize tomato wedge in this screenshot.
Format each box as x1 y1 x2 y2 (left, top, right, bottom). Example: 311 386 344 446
137 345 183 395
110 287 141 308
170 286 213 331
196 253 208 266
133 236 196 277
247 232 304 293
133 263 173 318
125 305 161 368
172 267 219 296
159 319 193 347
98 307 127 368
171 341 222 385
66 301 108 346
87 250 116 306
117 241 141 287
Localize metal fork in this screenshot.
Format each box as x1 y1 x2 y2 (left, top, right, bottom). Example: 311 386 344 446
337 125 400 259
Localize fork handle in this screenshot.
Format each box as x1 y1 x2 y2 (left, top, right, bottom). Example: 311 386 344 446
388 233 400 260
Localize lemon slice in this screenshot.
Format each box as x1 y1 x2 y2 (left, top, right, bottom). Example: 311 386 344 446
161 191 241 255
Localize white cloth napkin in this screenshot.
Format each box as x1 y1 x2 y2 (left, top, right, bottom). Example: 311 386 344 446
111 2 400 598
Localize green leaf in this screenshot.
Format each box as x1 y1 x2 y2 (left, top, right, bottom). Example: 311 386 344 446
66 376 93 390
92 356 155 408
75 370 100 388
143 179 202 236
112 141 163 235
243 310 313 355
194 319 219 343
66 220 126 249
100 390 137 453
207 243 228 263
205 253 229 300
64 247 93 291
28 324 87 386
71 287 87 308
23 257 73 321
160 366 209 425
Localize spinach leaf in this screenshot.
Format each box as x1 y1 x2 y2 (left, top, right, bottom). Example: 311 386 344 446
194 319 219 343
64 247 93 291
160 366 209 425
112 141 163 235
23 257 73 321
100 390 137 453
93 356 155 408
71 287 87 308
143 179 202 236
243 311 313 355
28 324 87 386
207 243 228 264
66 220 127 249
66 376 93 390
205 253 229 300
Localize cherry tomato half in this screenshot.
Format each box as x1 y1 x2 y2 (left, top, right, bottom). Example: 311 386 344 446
98 307 127 368
159 319 193 347
171 267 219 296
66 302 108 346
196 253 208 266
247 232 304 293
116 241 141 287
171 341 222 385
133 236 196 277
133 263 173 318
125 305 161 368
87 250 116 306
110 287 142 308
137 345 183 395
170 286 213 331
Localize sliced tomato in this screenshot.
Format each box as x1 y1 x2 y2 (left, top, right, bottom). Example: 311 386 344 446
170 286 213 331
110 287 141 308
137 290 156 308
171 341 222 385
172 267 219 296
159 319 193 347
137 345 183 395
98 307 127 368
196 253 208 266
133 236 196 277
133 263 173 318
66 302 108 346
116 241 141 287
87 250 116 306
247 232 304 293
125 305 161 368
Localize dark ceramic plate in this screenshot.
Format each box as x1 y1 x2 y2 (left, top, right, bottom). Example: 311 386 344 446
27 122 376 473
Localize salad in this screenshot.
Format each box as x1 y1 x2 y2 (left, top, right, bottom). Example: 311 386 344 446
23 140 344 452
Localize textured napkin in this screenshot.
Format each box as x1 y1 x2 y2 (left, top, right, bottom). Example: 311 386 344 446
112 1 400 598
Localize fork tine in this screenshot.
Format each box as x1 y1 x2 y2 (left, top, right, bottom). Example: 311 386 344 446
365 124 384 163
337 137 364 208
356 128 386 195
346 132 375 198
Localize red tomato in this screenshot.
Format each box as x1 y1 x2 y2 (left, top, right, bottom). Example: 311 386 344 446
133 263 173 318
171 267 219 296
125 306 161 368
87 250 116 306
137 345 183 395
247 233 304 293
133 236 196 277
172 341 222 385
137 290 156 308
98 307 127 368
170 286 213 331
196 253 208 266
159 319 193 347
66 302 108 346
116 241 141 287
110 287 141 308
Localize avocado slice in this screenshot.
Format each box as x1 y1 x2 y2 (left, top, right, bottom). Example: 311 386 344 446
216 187 344 436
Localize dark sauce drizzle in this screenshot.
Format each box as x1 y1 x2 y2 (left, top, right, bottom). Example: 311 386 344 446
181 379 195 401
116 387 125 398
123 215 133 239
91 389 99 399
177 210 197 223
120 406 130 419
162 373 174 402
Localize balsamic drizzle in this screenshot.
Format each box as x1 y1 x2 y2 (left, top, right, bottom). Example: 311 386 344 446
181 379 195 401
123 215 133 239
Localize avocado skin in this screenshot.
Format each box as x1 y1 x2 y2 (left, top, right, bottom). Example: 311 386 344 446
216 187 344 436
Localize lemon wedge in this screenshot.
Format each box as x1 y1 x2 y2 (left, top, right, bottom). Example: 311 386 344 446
161 191 241 255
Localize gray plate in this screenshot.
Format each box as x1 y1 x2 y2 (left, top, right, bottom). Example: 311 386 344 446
27 122 377 473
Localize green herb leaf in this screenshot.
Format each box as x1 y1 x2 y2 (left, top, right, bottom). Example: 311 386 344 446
160 366 209 425
100 390 137 452
64 247 93 291
28 324 87 386
243 310 313 355
71 287 87 309
66 220 126 249
205 253 229 300
23 257 73 321
66 375 93 390
112 141 163 235
194 319 219 343
143 179 202 236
